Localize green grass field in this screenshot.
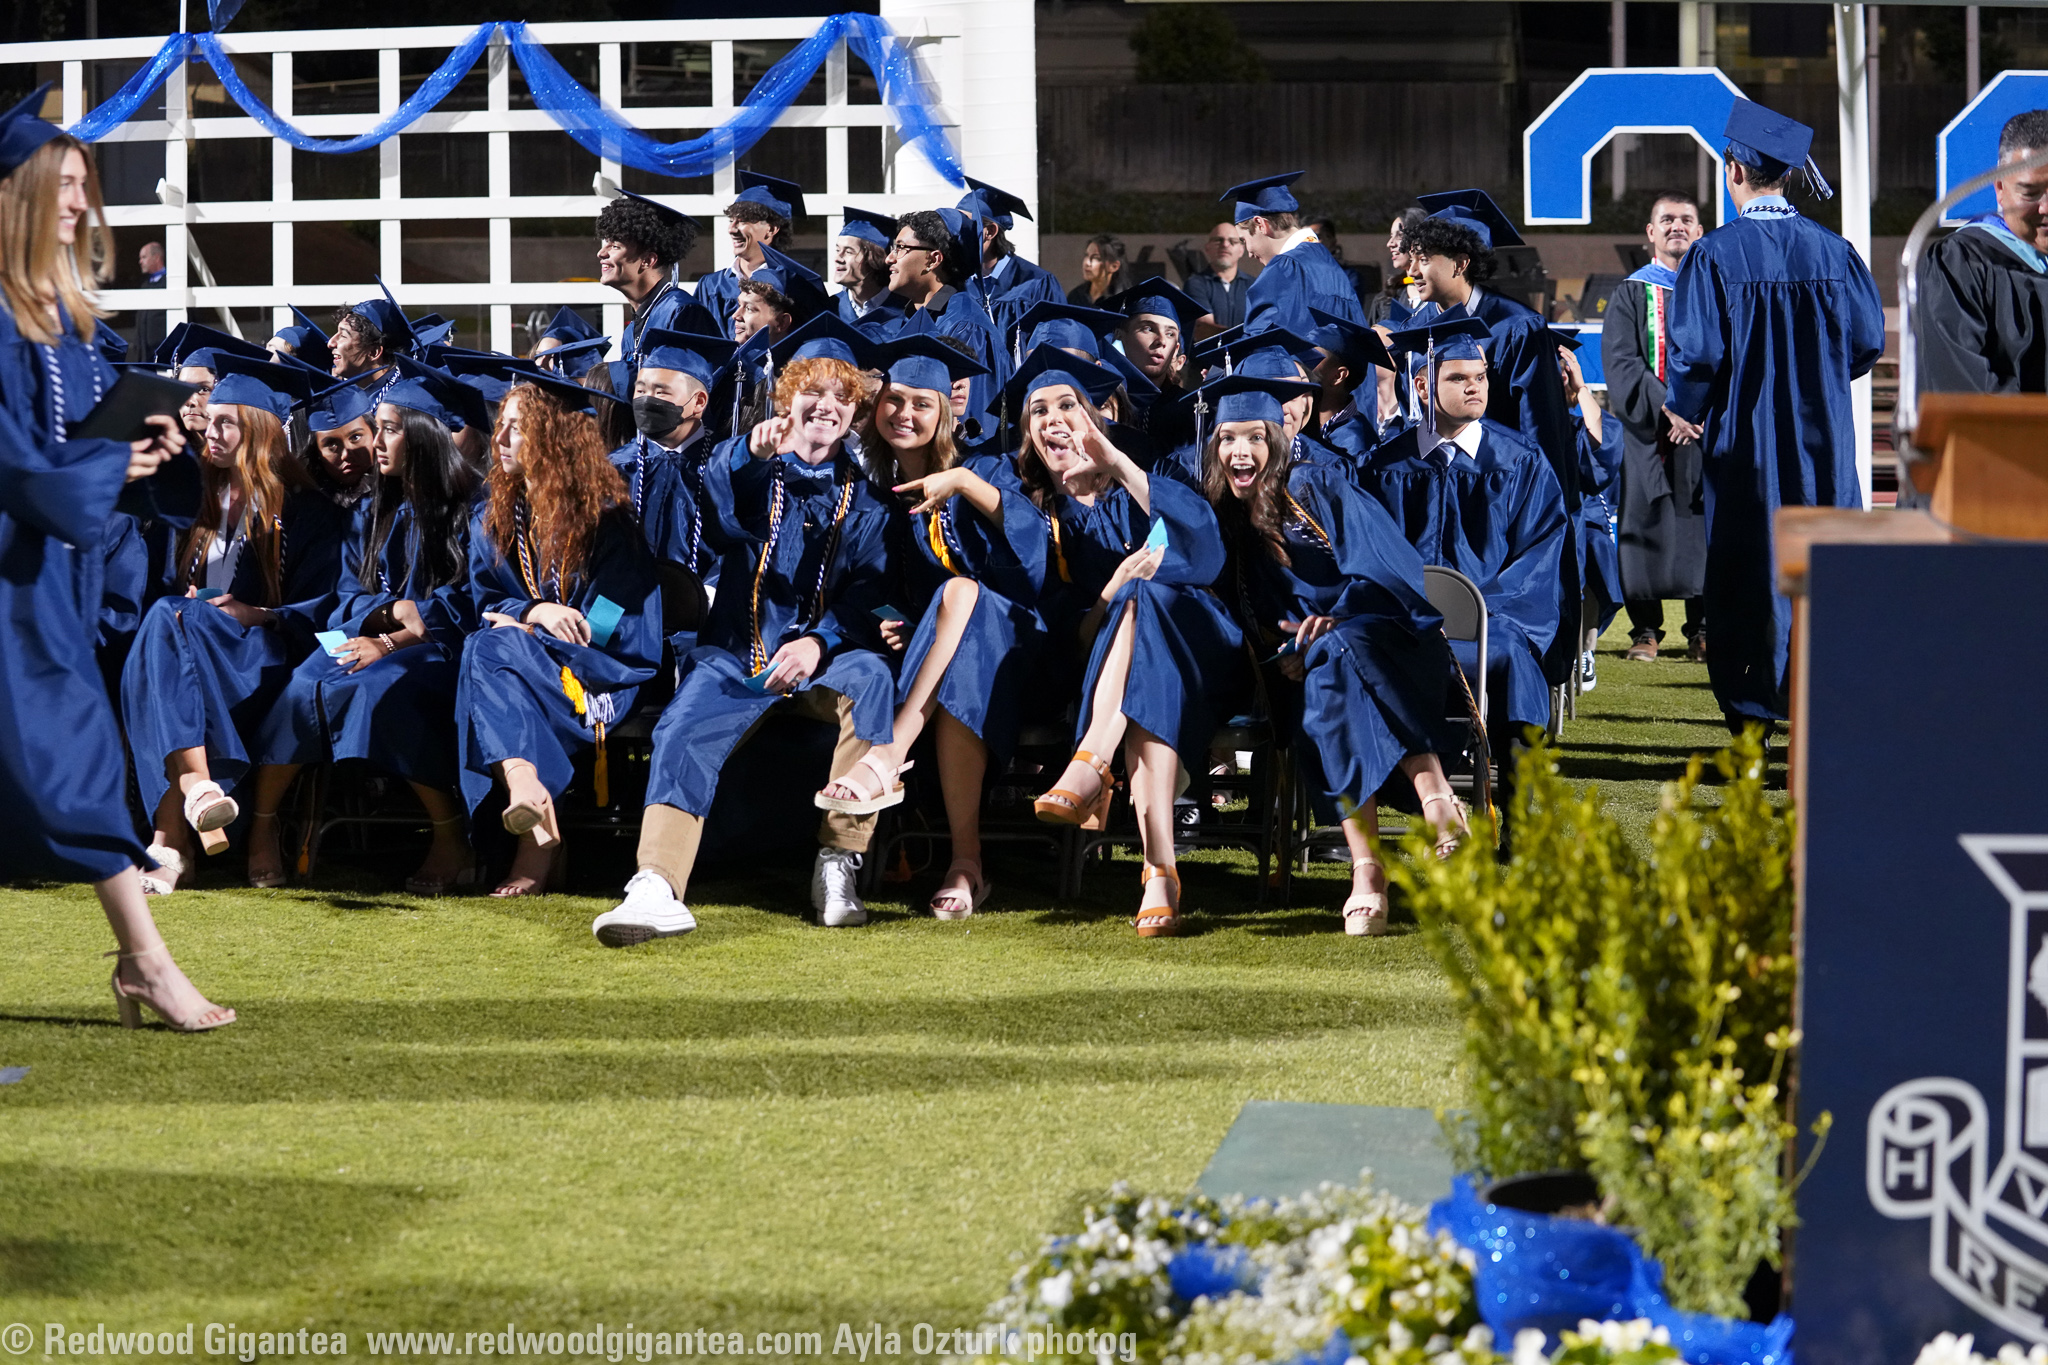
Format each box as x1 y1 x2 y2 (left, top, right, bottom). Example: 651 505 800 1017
0 612 1743 1357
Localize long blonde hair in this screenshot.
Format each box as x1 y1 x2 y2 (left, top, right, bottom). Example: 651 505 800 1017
180 405 291 604
0 133 111 345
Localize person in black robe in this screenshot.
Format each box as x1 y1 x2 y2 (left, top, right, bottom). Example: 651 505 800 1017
1602 191 1709 661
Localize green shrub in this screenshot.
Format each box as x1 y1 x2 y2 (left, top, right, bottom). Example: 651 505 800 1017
1389 733 1826 1316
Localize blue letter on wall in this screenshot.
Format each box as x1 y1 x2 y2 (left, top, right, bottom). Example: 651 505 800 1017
1524 68 1747 226
1939 71 2048 224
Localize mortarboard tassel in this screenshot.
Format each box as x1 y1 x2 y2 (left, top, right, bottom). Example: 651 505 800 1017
1804 156 1834 201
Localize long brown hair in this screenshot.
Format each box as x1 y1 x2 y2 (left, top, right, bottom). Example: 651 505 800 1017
858 382 959 487
1013 386 1109 513
484 384 628 597
0 133 112 345
1201 420 1295 568
179 404 291 603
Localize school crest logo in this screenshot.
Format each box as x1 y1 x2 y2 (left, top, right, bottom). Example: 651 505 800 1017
1870 836 2048 1336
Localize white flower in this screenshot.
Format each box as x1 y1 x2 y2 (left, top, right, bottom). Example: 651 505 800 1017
1038 1269 1074 1311
1913 1334 1982 1365
1512 1328 1550 1365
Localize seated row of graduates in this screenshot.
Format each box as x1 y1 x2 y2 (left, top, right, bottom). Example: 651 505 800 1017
123 280 1591 945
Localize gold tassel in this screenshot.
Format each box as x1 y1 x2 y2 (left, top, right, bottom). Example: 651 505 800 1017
594 721 610 807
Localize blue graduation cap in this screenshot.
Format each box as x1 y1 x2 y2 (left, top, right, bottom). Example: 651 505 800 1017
750 243 831 323
273 306 333 373
540 305 600 346
452 356 598 415
1222 326 1323 374
1549 324 1605 386
305 378 376 432
932 203 986 259
770 310 882 370
379 354 474 431
958 176 1033 230
1104 279 1206 334
1002 343 1124 415
1723 97 1832 199
1305 306 1394 377
837 205 897 248
410 313 457 349
1219 172 1304 225
1386 311 1493 445
159 321 270 370
638 329 736 389
1097 343 1161 400
735 170 804 221
1008 300 1122 362
613 187 699 234
539 333 612 380
209 350 315 422
1190 323 1247 370
1417 189 1525 251
1186 371 1317 428
93 319 129 365
877 333 989 395
341 279 413 354
0 83 61 180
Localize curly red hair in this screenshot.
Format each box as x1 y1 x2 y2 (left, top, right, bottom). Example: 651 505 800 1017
484 384 628 595
772 355 876 423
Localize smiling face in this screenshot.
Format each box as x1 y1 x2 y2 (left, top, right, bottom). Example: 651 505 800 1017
55 147 89 247
1646 196 1703 270
1996 144 2048 244
1409 248 1468 303
875 383 945 452
329 316 382 379
373 403 409 478
1025 384 1094 479
1124 314 1180 381
201 404 243 468
1215 420 1271 500
787 380 858 457
727 214 776 265
831 235 868 288
886 230 939 296
315 416 375 488
731 290 791 346
1387 217 1410 274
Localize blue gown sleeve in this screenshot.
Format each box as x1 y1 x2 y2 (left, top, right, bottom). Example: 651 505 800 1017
467 515 536 625
806 504 891 657
0 399 130 548
1488 315 1583 508
1296 465 1440 629
944 455 1049 607
1845 249 1886 380
1664 246 1726 424
1485 454 1571 657
540 507 663 691
1145 474 1226 587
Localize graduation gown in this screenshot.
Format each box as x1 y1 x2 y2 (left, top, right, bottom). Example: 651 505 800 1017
835 288 909 339
611 429 721 586
1228 462 1461 808
1031 466 1244 765
1574 409 1624 629
260 498 479 788
1602 268 1708 602
1666 199 1885 722
1244 238 1365 337
1917 221 2048 396
644 438 897 816
965 264 1066 344
689 268 742 341
456 504 662 811
621 279 722 361
0 303 151 882
1318 399 1380 469
885 453 1049 763
902 288 1010 436
1358 419 1568 737
121 489 351 819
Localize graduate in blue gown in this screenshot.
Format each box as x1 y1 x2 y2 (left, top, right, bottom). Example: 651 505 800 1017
1197 374 1467 937
692 172 805 343
0 96 233 1030
251 358 484 894
605 331 736 619
595 343 898 945
1006 348 1244 938
595 188 718 378
956 182 1065 341
814 334 1045 920
1222 172 1367 336
887 209 1010 433
1103 277 1205 406
457 373 661 897
1304 306 1392 467
831 206 910 338
1558 335 1623 691
1359 319 1568 744
1666 100 1885 727
120 355 350 893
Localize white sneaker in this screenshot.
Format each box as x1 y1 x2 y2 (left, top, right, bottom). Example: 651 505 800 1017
1579 650 1598 692
592 870 697 947
811 849 868 927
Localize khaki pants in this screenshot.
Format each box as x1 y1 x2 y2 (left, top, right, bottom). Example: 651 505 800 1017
636 687 877 901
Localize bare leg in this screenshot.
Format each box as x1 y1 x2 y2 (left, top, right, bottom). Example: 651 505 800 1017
1401 752 1467 857
1344 802 1385 896
98 867 234 1029
822 577 979 802
1048 602 1137 808
930 712 988 910
1127 724 1181 932
494 758 559 896
244 762 301 885
407 782 471 886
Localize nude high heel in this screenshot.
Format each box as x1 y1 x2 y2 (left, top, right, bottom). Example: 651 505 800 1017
1421 792 1468 860
107 946 235 1033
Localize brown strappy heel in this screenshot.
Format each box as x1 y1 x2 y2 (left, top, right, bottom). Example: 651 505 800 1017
1135 863 1182 938
1034 749 1115 829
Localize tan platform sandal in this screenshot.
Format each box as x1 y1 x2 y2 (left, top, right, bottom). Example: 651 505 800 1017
1035 750 1115 829
815 751 914 815
1343 858 1390 937
930 858 992 920
1421 791 1468 860
1135 863 1182 938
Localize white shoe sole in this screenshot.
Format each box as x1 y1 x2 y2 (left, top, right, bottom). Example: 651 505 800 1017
592 907 696 947
817 907 868 927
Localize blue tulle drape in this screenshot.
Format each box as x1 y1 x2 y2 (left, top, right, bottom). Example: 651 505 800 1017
63 16 964 187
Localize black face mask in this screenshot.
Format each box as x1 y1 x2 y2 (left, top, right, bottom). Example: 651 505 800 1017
632 395 685 437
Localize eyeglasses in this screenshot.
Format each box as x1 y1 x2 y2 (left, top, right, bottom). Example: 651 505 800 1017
887 240 935 258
